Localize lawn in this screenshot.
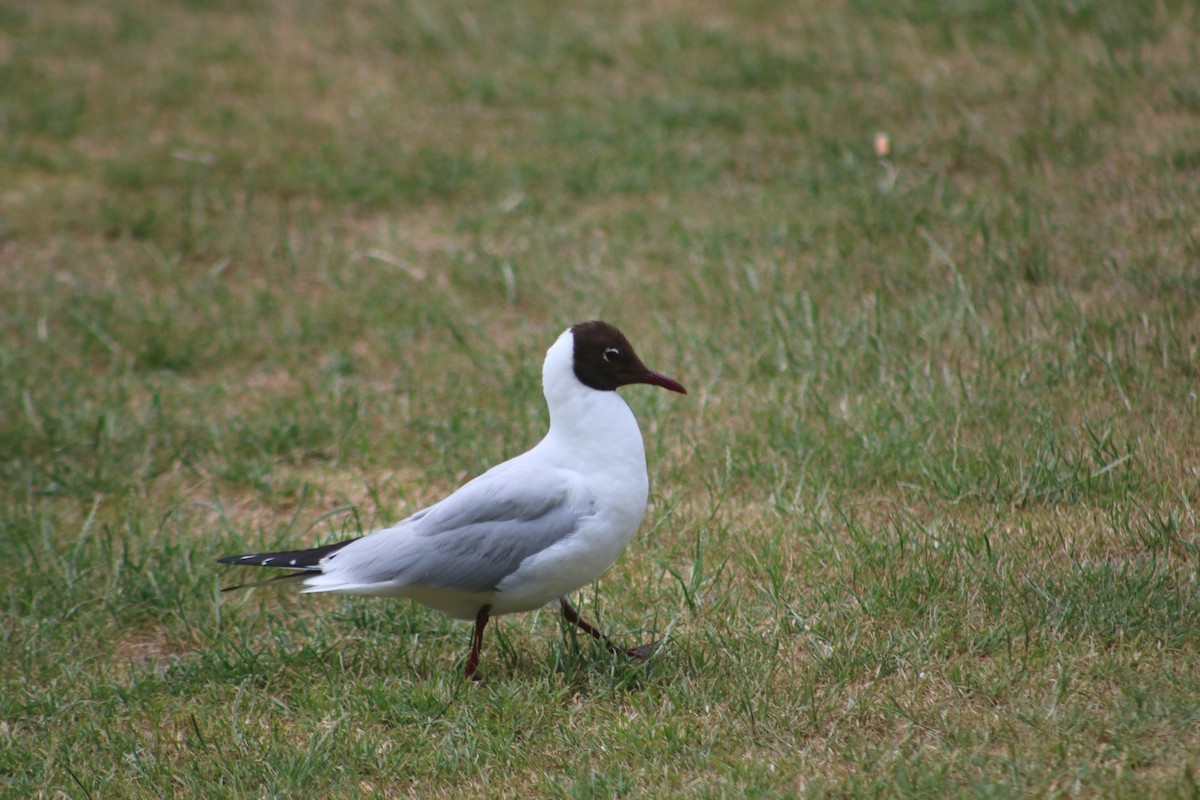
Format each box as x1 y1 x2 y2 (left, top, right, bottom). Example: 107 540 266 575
2 0 1199 796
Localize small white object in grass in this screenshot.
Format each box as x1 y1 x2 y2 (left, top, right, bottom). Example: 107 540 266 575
874 132 890 157
362 248 426 280
171 148 216 166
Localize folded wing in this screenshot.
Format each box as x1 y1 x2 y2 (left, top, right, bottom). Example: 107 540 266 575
304 461 596 595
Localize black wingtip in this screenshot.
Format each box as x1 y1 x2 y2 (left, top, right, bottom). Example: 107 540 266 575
216 537 361 571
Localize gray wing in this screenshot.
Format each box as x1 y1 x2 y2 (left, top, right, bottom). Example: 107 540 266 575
333 461 596 593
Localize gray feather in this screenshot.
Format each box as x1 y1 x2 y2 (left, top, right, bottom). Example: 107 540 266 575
330 464 595 594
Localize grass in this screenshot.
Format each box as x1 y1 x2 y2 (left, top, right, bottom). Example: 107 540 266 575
2 0 1199 796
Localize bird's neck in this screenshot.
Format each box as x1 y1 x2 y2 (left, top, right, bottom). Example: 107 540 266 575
543 387 646 470
539 330 647 472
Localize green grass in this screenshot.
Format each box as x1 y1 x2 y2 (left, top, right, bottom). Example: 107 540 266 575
3 0 1200 796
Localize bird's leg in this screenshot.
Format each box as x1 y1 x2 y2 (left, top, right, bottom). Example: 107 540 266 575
464 605 491 681
559 596 659 660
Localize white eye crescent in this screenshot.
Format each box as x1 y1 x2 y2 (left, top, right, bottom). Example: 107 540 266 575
603 347 620 362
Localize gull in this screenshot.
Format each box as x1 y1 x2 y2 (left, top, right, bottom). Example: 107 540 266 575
218 321 686 679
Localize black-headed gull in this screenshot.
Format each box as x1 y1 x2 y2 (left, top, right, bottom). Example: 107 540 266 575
219 321 686 679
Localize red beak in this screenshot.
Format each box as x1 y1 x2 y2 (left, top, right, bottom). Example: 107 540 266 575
639 370 687 394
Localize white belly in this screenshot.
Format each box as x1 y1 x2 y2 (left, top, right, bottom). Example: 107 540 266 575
490 502 646 615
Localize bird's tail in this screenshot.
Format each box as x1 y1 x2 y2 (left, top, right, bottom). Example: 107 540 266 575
217 537 360 592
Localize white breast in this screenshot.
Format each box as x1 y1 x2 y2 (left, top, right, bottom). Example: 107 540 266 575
489 332 650 613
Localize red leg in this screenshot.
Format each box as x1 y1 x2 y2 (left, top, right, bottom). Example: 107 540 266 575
464 605 491 681
559 597 658 660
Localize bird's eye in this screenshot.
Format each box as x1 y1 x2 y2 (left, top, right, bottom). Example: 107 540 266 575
603 347 621 362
